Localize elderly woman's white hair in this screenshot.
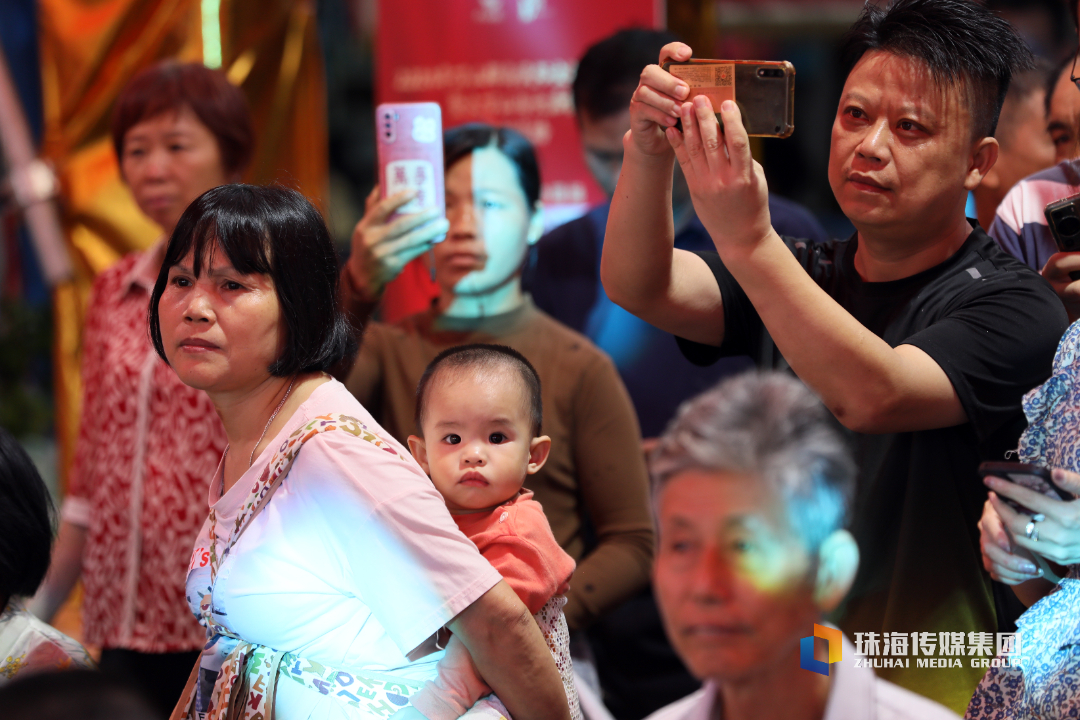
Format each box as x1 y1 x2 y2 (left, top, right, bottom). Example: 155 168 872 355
650 371 856 550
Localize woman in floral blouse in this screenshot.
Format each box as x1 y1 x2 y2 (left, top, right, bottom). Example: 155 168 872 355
967 319 1080 719
30 61 252 714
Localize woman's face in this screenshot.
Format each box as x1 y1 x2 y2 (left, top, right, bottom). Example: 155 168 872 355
434 146 540 297
157 245 285 395
121 105 231 235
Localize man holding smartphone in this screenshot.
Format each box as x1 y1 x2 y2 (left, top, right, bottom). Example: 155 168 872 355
601 0 1066 712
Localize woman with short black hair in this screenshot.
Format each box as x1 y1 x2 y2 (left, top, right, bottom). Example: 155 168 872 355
0 428 93 683
32 60 253 714
154 184 570 720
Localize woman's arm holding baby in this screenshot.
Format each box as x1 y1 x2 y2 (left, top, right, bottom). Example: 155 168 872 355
448 580 572 720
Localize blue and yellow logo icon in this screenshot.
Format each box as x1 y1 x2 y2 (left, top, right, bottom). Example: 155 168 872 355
800 624 842 675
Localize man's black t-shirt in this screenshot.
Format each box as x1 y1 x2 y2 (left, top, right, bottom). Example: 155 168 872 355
679 226 1067 711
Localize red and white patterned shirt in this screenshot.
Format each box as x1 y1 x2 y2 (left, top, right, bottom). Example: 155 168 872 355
62 243 226 653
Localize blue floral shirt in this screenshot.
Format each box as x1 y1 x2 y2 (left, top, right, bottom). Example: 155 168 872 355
966 320 1080 719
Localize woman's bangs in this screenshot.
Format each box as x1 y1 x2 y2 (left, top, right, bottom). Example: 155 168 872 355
166 206 273 278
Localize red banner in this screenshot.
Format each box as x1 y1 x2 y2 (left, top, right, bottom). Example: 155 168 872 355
376 0 663 225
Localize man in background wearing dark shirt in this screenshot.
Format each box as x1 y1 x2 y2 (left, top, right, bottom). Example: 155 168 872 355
524 29 828 440
602 0 1067 712
523 30 829 720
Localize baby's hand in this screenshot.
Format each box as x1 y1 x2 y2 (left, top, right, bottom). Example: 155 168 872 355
389 706 431 720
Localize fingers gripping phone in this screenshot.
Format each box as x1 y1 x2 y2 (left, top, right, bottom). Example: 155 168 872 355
375 102 446 223
977 462 1075 514
1044 193 1080 279
662 59 795 138
978 461 1073 582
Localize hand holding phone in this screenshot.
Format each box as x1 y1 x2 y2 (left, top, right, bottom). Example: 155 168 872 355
661 59 795 138
1044 193 1080 280
346 103 449 297
979 462 1080 582
978 462 1074 514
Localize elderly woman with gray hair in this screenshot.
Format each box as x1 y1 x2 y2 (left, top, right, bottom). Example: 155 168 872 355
644 372 959 720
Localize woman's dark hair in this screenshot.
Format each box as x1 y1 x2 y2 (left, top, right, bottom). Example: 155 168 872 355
111 61 255 177
0 428 54 606
444 124 541 208
839 0 1034 139
148 184 357 376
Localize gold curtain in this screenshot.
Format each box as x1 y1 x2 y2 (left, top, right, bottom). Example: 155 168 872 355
38 0 328 487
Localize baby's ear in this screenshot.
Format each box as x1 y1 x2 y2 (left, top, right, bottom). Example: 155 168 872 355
407 435 430 475
527 435 552 475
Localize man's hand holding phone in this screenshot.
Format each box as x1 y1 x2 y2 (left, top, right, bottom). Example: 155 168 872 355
629 43 776 259
1041 252 1080 323
666 94 776 260
347 186 449 300
627 42 691 159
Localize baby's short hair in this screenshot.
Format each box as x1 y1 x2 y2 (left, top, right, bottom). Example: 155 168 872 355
415 344 543 437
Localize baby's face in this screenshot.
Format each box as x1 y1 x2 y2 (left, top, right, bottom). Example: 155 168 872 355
415 369 537 513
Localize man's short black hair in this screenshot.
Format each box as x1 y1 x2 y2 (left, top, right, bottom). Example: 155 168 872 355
0 428 54 607
149 184 357 376
573 28 681 121
415 344 543 437
839 0 1035 139
444 124 541 208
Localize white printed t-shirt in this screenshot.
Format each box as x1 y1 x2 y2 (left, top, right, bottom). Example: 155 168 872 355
185 379 503 718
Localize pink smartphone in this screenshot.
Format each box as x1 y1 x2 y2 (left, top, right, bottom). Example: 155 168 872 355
376 102 445 223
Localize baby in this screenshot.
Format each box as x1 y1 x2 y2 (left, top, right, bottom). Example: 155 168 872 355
404 344 581 720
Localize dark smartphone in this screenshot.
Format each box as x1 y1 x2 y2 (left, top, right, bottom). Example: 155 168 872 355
978 461 1074 514
661 59 795 138
1044 193 1080 279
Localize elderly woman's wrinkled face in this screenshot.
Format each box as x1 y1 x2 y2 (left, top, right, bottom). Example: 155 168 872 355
121 105 231 235
435 146 538 298
653 468 821 684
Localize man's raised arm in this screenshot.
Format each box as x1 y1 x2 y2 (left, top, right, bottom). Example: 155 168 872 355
666 94 971 434
600 42 726 347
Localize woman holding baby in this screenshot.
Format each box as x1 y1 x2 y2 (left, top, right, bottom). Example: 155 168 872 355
151 183 570 719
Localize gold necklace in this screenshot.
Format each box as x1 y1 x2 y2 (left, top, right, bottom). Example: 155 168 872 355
221 377 297 476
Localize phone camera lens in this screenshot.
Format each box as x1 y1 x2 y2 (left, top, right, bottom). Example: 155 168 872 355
1059 215 1080 237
